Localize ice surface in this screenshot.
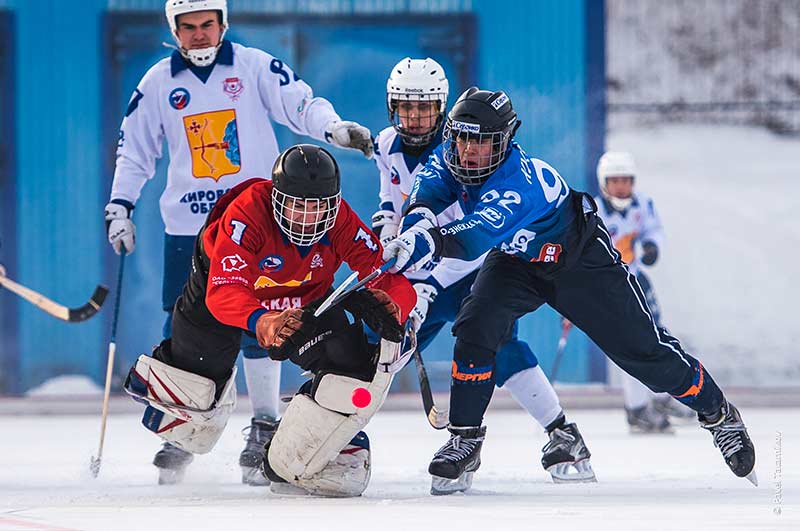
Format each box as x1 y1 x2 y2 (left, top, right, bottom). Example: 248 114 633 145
0 408 795 530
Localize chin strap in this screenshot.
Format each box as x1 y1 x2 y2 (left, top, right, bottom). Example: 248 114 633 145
163 27 227 67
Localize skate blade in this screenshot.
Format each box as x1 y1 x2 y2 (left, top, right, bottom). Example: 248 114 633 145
430 472 474 495
158 467 187 485
745 470 758 487
241 466 270 486
548 459 597 483
628 426 675 435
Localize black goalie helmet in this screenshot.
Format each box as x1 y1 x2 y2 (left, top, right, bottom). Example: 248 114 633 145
442 87 521 185
271 144 341 246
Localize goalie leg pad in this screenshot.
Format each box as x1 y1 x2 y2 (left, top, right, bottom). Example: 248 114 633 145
124 354 237 454
267 336 402 495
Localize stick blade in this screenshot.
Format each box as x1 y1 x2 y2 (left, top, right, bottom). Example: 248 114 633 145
68 285 109 322
428 406 449 430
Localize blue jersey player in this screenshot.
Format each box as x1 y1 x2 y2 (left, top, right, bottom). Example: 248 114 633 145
372 58 595 484
383 87 757 495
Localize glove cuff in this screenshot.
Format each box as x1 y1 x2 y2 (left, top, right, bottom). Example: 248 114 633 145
110 198 135 214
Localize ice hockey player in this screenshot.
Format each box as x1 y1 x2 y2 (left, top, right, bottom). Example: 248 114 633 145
123 144 415 497
383 87 757 494
103 0 373 485
595 151 695 433
372 57 595 485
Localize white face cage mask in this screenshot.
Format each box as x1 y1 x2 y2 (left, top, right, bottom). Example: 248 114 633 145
387 95 445 147
600 179 635 211
442 120 511 185
272 189 341 246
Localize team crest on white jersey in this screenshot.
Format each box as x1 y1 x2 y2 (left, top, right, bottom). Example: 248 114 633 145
223 77 244 101
169 88 190 110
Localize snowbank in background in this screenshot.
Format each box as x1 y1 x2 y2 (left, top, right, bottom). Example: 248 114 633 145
608 124 800 386
25 375 103 397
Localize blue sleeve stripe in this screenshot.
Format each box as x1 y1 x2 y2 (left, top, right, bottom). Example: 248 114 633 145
380 201 395 212
247 309 268 333
110 198 135 211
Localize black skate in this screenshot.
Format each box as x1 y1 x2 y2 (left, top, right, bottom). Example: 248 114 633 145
239 417 280 486
541 423 597 483
429 426 486 495
153 442 194 485
626 404 674 434
652 395 695 423
699 401 757 485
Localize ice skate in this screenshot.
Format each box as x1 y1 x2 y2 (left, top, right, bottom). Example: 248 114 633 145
626 403 674 434
429 426 485 495
153 442 194 485
700 401 757 485
239 417 279 486
267 431 371 497
541 422 597 483
652 395 695 423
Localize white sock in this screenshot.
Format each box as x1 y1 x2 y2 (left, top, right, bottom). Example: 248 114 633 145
620 368 656 410
503 366 563 429
243 356 282 421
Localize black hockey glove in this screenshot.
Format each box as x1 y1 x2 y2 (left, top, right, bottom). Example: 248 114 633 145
341 288 404 342
641 241 659 266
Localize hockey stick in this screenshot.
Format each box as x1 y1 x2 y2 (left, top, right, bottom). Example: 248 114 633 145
549 318 573 383
90 250 126 478
313 257 397 318
412 347 448 430
0 264 108 322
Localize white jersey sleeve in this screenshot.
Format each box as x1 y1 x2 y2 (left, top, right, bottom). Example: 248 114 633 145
111 60 169 204
253 51 340 142
637 193 665 250
374 131 396 212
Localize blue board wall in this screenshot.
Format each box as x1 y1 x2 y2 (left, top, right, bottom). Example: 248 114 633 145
2 0 605 392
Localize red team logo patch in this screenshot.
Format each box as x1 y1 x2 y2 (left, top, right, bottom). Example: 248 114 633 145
530 243 562 263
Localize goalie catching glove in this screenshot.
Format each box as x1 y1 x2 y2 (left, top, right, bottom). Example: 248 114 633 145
255 307 310 350
340 288 403 342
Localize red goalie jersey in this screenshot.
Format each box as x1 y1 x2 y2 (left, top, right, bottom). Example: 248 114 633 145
202 178 415 333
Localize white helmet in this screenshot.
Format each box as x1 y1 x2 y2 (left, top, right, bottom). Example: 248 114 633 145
165 0 228 67
386 57 449 147
596 151 637 210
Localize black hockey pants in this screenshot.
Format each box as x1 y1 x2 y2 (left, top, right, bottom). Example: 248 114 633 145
450 217 724 427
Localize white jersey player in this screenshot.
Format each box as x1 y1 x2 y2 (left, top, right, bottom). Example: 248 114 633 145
595 151 693 433
371 58 596 484
103 0 373 485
